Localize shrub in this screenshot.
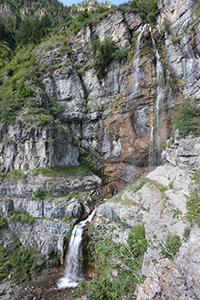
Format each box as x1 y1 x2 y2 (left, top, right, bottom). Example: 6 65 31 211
8 209 36 224
0 217 8 229
186 170 200 226
175 97 200 137
76 223 147 299
159 234 182 259
33 188 46 200
92 35 116 75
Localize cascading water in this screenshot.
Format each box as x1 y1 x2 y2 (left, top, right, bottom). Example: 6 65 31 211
57 208 97 289
148 126 154 170
133 24 166 168
150 28 166 164
133 24 149 95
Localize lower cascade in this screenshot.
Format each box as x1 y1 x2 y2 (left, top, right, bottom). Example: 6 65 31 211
57 208 97 289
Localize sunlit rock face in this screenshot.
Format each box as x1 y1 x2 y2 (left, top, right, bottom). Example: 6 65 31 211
34 9 186 191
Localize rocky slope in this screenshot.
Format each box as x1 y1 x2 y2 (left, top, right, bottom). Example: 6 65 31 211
137 229 200 300
95 131 200 274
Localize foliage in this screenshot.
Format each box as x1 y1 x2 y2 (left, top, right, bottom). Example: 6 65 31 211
0 47 63 124
175 97 200 137
32 165 85 177
130 0 159 24
16 15 52 46
171 36 182 44
159 234 182 259
186 169 200 226
92 35 116 75
6 169 27 180
79 147 95 170
33 187 46 200
0 217 8 229
0 241 44 282
8 209 36 224
76 223 147 299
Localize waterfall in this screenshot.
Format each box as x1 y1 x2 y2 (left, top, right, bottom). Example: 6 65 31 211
150 29 165 134
133 24 149 95
148 126 154 170
58 208 97 289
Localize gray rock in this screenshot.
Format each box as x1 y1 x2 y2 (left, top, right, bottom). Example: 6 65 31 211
137 229 200 300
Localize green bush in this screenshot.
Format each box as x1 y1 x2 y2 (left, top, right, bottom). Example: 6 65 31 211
33 188 46 200
0 217 8 229
92 35 116 75
0 241 44 282
186 170 200 226
76 223 147 299
175 97 200 137
9 209 36 224
159 234 182 259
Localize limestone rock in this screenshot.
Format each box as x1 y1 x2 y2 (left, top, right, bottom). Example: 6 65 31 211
137 230 200 300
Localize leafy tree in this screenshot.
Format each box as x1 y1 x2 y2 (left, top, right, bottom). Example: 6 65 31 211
76 223 147 299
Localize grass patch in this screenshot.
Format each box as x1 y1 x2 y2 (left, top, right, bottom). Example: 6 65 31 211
32 166 85 177
8 209 36 225
6 169 27 181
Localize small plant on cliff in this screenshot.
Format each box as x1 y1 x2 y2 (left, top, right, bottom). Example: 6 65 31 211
159 234 182 260
175 97 200 138
92 35 116 75
0 217 8 229
33 188 46 200
186 169 200 226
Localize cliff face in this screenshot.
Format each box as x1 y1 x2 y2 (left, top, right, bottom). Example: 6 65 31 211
33 9 182 190
0 0 200 297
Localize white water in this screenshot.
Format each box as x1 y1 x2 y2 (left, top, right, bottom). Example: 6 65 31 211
133 24 149 95
133 25 166 166
150 28 166 134
58 208 97 289
148 126 154 170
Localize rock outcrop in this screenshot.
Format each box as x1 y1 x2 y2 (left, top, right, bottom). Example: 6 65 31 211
137 229 200 300
97 132 200 275
0 123 79 173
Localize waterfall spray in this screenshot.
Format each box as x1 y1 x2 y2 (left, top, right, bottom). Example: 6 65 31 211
58 208 97 289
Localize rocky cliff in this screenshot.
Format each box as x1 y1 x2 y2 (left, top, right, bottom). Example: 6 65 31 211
0 0 200 298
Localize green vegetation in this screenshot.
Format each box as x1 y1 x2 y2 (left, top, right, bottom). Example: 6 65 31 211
175 97 200 138
76 223 147 299
8 209 36 224
0 47 63 124
0 241 44 282
33 187 46 200
6 169 27 180
32 165 85 177
186 170 200 226
0 217 8 229
130 0 159 24
92 35 116 75
159 234 182 260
